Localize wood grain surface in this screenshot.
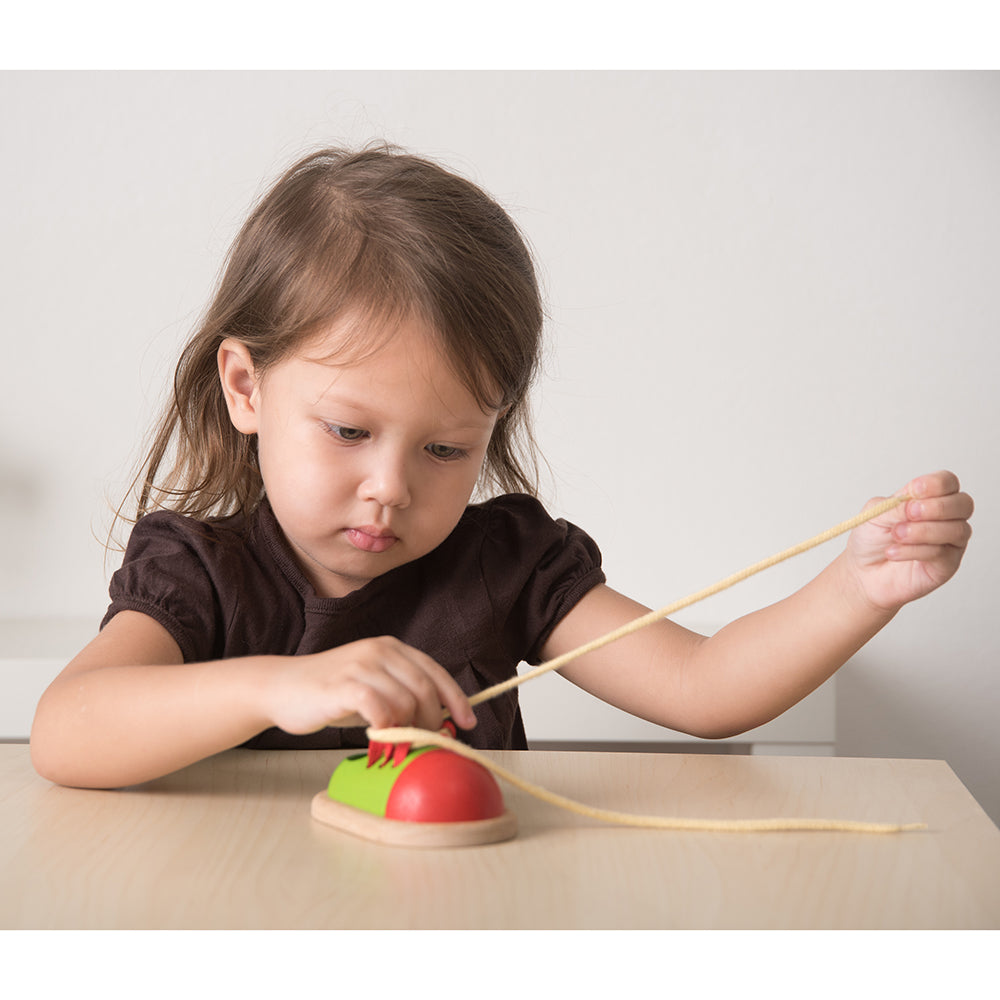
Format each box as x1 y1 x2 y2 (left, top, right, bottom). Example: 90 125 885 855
2 744 998 929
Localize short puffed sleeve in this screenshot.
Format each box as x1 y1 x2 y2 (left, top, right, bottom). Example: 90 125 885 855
474 495 606 665
101 512 229 663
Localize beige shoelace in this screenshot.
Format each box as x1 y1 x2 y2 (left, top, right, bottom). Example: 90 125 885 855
368 494 926 834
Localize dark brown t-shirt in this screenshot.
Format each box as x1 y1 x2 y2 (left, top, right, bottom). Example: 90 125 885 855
102 494 605 750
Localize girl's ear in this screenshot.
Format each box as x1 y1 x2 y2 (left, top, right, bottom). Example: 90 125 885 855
218 338 260 434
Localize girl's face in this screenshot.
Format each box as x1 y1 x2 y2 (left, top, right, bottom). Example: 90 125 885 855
220 318 500 598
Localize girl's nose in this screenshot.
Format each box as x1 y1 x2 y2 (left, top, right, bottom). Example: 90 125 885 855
359 450 411 509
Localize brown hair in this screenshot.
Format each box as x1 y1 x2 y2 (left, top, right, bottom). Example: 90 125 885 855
126 144 544 526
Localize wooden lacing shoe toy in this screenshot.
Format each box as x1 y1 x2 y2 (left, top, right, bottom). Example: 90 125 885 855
312 494 927 846
310 721 518 847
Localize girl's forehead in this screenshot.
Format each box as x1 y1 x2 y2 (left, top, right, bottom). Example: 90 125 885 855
288 319 455 392
280 333 499 432
297 317 497 405
298 310 437 365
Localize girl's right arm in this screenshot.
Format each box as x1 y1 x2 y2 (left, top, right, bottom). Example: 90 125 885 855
29 610 476 789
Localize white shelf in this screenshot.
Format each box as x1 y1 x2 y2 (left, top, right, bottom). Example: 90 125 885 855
0 618 95 741
517 655 836 755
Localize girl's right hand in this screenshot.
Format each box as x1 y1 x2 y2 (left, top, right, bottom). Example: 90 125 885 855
262 637 477 736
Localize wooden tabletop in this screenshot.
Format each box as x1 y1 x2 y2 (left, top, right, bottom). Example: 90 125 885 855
2 743 998 929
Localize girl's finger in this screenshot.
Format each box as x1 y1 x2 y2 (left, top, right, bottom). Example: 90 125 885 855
893 519 973 548
905 493 975 523
379 645 476 730
405 650 477 730
886 543 966 565
906 470 961 499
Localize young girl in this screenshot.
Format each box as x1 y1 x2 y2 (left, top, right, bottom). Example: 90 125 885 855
30 145 974 789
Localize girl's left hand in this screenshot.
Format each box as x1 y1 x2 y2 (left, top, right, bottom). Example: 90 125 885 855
845 470 974 614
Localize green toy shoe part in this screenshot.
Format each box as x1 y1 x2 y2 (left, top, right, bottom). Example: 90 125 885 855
326 745 506 824
326 747 437 817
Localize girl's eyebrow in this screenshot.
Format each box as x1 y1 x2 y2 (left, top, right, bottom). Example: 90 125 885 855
313 391 497 434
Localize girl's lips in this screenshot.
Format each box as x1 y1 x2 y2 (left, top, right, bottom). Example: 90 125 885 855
345 526 398 554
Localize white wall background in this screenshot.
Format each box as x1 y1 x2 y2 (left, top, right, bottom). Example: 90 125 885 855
2 72 997 821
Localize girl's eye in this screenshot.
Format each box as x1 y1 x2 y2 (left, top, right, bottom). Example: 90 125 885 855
327 424 368 442
426 443 466 461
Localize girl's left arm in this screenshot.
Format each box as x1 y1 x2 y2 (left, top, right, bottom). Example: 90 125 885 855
543 471 973 739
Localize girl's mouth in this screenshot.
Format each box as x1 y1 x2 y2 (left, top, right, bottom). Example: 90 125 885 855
344 526 399 554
